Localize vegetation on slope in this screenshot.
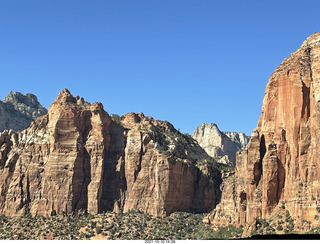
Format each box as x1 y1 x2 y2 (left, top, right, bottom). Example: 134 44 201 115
0 210 243 240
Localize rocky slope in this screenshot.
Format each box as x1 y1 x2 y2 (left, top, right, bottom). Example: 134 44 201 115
209 32 320 235
192 123 250 164
0 89 222 217
0 91 47 132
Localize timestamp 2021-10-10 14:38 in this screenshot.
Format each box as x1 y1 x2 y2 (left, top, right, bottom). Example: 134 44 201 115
145 240 176 244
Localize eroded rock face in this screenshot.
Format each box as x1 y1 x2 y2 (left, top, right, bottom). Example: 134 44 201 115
0 89 218 217
0 91 47 132
210 32 320 234
108 112 218 216
0 89 111 216
203 171 238 229
192 123 250 164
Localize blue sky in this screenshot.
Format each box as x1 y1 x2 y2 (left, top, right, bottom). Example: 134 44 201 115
0 0 319 135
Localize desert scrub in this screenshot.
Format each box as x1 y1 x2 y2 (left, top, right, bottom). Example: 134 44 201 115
110 114 124 126
0 210 244 240
0 211 95 240
195 224 243 239
196 157 235 173
101 210 217 240
251 218 276 236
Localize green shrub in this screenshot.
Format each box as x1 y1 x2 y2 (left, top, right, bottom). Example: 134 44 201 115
250 229 258 236
50 210 57 216
90 221 96 228
110 114 124 125
276 225 283 231
96 227 101 234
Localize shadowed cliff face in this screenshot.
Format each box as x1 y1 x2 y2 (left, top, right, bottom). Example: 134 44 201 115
0 89 219 217
209 32 320 235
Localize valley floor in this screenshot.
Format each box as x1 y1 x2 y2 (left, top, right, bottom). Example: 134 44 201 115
2 209 320 240
0 210 242 240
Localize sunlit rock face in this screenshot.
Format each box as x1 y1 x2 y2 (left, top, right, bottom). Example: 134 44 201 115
192 123 250 164
0 91 47 132
209 32 320 234
0 89 220 217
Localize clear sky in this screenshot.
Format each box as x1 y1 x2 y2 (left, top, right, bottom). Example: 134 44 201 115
1 0 319 135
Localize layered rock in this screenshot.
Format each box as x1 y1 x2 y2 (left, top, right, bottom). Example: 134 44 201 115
0 91 47 132
209 32 320 234
203 171 237 229
104 112 219 216
0 89 220 217
192 123 250 164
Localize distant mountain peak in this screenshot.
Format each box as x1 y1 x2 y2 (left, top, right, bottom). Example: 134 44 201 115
0 91 47 132
192 123 250 164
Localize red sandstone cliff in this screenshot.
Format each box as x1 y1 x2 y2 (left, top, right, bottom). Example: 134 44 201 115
0 89 219 217
209 32 320 235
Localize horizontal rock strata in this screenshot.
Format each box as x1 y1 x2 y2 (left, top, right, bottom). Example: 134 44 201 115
0 89 220 217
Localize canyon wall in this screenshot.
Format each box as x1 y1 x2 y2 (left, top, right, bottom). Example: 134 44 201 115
209 32 320 234
0 89 219 217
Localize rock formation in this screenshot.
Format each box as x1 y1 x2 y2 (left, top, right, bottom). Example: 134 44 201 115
0 91 47 132
0 89 221 217
209 32 320 235
192 123 250 164
203 171 237 228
